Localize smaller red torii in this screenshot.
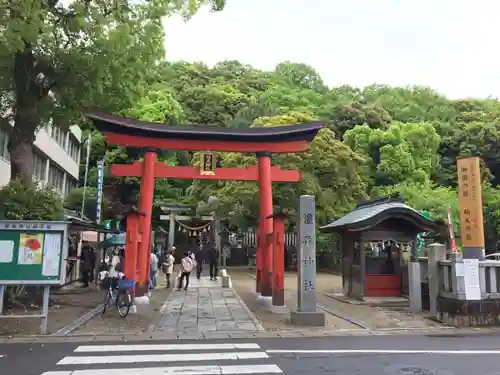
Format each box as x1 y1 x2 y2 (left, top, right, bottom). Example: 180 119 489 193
110 162 300 182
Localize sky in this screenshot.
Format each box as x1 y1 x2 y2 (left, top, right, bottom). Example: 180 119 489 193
163 0 500 100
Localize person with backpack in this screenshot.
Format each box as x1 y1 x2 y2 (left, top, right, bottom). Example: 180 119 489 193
177 251 195 291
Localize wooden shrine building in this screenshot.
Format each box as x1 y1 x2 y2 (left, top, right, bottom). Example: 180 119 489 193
320 196 443 299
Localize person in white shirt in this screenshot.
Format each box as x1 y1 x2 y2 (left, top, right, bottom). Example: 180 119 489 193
150 251 159 290
108 248 122 278
162 248 175 288
177 251 195 291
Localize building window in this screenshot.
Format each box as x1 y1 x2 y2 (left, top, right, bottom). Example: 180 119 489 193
0 129 9 160
33 152 47 182
64 177 78 197
67 136 80 161
51 126 67 149
48 163 64 191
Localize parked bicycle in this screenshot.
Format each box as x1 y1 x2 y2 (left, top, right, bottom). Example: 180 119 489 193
99 271 133 318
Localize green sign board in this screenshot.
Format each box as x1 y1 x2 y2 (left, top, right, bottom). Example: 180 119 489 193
103 219 112 230
103 218 120 232
419 211 430 219
417 211 431 254
0 221 68 285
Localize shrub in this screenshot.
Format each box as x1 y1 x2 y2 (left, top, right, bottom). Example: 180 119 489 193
0 179 64 221
0 180 65 310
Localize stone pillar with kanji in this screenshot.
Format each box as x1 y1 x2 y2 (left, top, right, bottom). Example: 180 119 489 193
291 195 325 326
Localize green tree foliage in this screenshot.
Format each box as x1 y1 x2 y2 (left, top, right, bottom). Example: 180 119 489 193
187 112 366 228
64 187 110 222
343 122 441 187
55 52 500 250
0 0 225 183
0 180 63 220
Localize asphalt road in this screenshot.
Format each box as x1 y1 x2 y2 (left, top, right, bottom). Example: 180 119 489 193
2 333 500 375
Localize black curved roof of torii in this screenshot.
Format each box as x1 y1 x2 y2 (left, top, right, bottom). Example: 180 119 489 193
87 112 324 143
320 196 443 234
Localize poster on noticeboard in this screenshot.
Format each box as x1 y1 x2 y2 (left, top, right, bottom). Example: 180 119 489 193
18 233 44 265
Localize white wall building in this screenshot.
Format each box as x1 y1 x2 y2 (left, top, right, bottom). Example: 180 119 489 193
0 124 81 197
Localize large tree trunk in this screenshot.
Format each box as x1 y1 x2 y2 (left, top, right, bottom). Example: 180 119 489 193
9 50 40 183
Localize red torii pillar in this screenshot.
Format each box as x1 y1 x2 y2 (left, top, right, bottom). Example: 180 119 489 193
136 149 157 298
269 212 287 309
257 152 273 299
255 224 262 294
123 208 143 295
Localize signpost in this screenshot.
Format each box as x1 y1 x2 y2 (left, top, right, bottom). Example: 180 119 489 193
200 152 216 176
290 195 325 326
96 160 104 225
416 211 429 255
95 160 104 259
457 157 485 259
0 220 69 334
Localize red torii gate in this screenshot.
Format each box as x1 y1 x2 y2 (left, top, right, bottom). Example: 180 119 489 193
87 112 323 308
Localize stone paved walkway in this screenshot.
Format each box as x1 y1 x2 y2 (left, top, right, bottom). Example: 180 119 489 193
153 277 263 338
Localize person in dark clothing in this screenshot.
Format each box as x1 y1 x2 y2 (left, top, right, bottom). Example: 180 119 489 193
191 246 203 280
81 243 96 287
208 245 218 281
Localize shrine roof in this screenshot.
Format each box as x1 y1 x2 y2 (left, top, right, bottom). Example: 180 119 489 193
320 196 442 233
87 112 324 143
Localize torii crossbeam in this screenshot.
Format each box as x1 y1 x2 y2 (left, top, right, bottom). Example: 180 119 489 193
111 162 300 182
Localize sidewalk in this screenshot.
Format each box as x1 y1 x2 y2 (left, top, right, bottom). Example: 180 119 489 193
149 276 263 340
70 281 171 336
3 271 498 342
0 284 104 336
231 270 447 332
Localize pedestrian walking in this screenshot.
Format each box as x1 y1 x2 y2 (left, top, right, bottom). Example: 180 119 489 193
162 248 175 288
150 251 159 290
192 246 203 280
208 244 218 281
177 251 195 291
81 242 96 288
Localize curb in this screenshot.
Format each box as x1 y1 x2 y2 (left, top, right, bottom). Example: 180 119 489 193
147 295 171 333
52 304 104 336
231 287 265 331
0 325 489 343
315 303 372 329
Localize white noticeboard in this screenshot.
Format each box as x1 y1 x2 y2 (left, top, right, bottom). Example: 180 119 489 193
455 263 465 277
42 233 62 277
0 240 14 263
463 259 481 300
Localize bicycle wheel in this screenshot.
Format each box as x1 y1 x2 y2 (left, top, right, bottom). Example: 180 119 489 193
116 290 131 318
102 290 112 315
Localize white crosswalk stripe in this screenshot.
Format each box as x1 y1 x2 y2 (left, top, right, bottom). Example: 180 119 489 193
73 343 261 352
41 342 282 375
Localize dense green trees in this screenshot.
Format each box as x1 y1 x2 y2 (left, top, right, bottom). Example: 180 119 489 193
72 57 500 247
3 2 498 247
0 0 225 182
